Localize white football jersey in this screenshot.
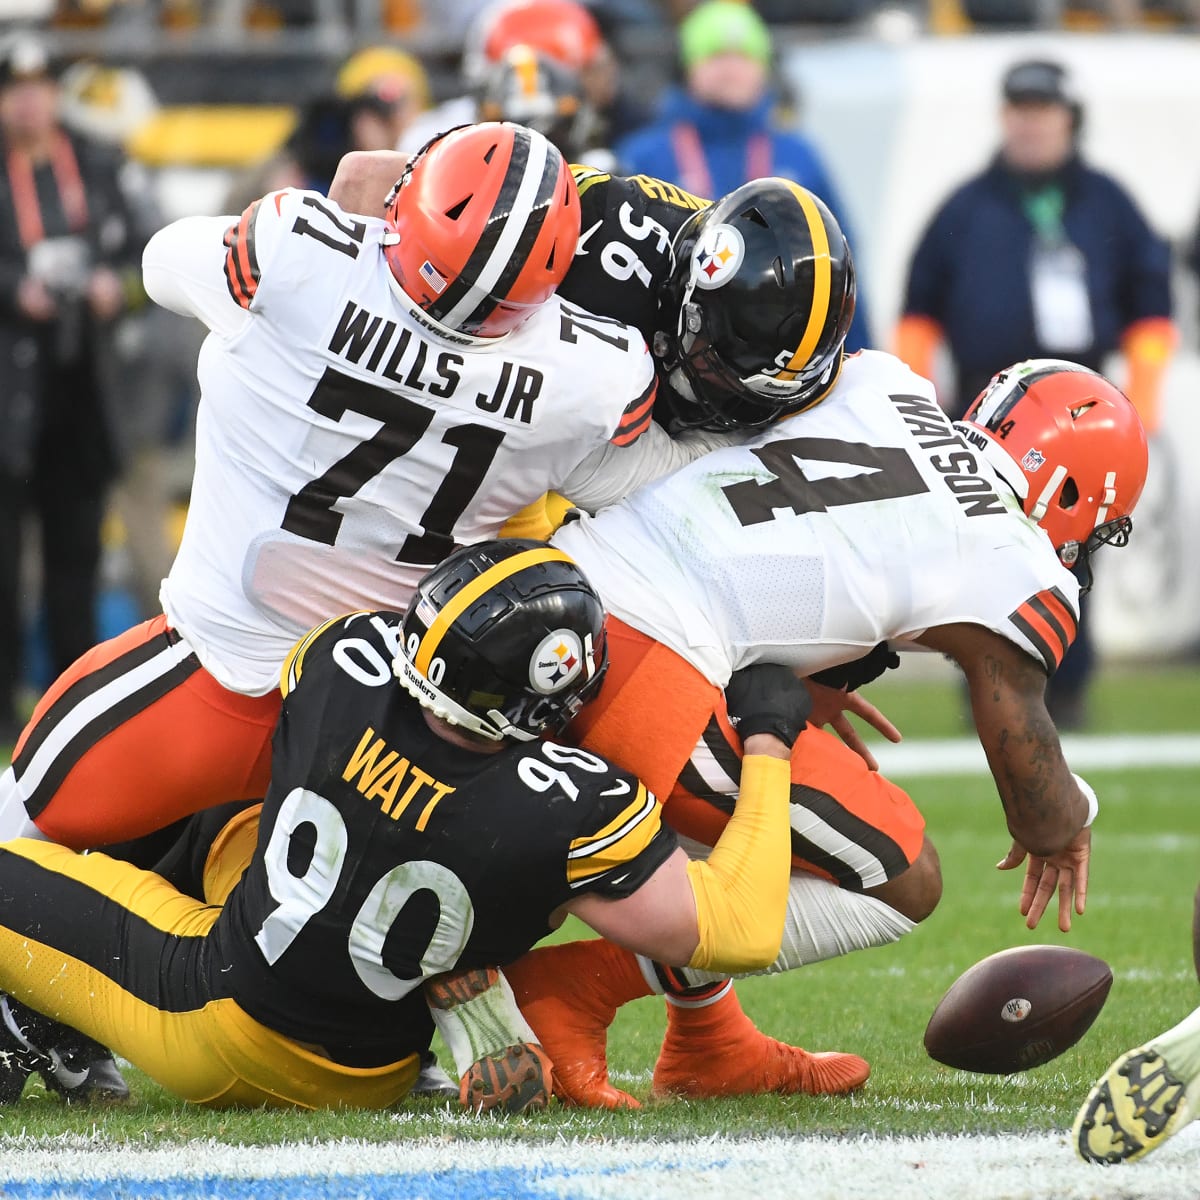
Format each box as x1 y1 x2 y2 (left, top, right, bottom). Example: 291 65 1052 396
554 351 1081 685
144 189 663 694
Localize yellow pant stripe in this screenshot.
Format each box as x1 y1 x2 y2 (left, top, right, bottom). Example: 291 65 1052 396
0 839 419 1109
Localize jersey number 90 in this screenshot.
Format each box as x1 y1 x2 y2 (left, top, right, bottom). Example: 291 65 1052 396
253 787 474 1001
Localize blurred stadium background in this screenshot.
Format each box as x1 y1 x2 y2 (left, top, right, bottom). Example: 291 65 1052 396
4 0 1200 715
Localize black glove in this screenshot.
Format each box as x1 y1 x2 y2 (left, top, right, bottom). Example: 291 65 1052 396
809 642 900 693
724 663 812 749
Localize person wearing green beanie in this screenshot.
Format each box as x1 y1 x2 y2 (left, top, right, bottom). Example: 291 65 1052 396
616 0 873 351
679 1 773 73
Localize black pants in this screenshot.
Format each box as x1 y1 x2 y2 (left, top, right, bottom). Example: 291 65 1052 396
0 378 110 730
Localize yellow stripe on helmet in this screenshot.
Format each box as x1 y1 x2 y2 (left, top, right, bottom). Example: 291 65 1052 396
772 183 833 383
514 45 539 98
413 546 575 676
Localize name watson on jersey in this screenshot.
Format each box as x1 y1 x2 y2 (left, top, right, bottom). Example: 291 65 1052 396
890 392 1006 518
328 300 544 424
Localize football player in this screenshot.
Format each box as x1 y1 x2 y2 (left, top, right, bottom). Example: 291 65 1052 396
0 540 845 1113
0 124 746 1099
0 123 735 855
1074 880 1200 1163
325 158 909 1100
328 157 853 438
500 357 1150 1107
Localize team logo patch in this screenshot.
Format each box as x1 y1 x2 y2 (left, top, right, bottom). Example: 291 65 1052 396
530 629 584 694
1021 448 1047 472
692 224 744 291
419 260 448 294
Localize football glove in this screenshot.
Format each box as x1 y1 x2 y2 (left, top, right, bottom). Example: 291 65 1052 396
724 663 812 749
810 642 899 692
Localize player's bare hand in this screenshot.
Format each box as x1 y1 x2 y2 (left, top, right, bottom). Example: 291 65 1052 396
996 827 1091 932
802 679 902 772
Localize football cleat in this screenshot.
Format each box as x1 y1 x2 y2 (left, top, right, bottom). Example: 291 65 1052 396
425 966 553 1115
460 1042 554 1116
0 994 130 1105
503 941 648 1109
1074 1045 1194 1163
650 986 870 1100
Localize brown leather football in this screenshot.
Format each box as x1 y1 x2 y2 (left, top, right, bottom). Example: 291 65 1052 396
924 945 1113 1074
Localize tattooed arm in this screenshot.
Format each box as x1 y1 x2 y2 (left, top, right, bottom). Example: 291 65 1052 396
916 622 1092 932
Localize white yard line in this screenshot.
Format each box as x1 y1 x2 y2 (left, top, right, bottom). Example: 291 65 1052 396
873 732 1200 777
0 1130 1198 1199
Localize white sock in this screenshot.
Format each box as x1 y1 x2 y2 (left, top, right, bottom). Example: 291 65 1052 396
1150 1001 1200 1089
428 970 539 1079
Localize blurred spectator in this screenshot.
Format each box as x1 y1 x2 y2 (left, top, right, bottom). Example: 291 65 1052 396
400 0 644 155
895 58 1175 728
615 0 872 350
335 46 430 143
57 59 181 626
0 35 154 742
246 48 433 200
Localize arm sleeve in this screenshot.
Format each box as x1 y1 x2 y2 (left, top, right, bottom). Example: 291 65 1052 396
684 754 791 974
557 422 745 513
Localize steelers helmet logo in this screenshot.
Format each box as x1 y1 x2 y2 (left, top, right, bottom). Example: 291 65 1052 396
530 629 584 694
692 223 744 291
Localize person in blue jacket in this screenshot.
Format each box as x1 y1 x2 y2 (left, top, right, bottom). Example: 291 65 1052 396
616 0 871 351
895 58 1175 730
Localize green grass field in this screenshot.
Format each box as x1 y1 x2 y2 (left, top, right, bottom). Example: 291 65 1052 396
0 664 1197 1148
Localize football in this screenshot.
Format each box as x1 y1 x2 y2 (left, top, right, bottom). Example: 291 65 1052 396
923 945 1113 1075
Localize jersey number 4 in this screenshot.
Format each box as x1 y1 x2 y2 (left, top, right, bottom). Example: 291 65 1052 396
282 366 504 565
721 437 929 525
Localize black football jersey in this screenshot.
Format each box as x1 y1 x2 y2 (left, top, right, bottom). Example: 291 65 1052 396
560 166 708 359
211 611 675 1064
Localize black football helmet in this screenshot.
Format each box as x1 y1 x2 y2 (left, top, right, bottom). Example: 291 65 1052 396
395 539 608 742
475 44 597 161
656 178 856 430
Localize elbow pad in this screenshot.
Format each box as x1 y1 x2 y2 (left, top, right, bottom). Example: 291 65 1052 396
685 754 791 974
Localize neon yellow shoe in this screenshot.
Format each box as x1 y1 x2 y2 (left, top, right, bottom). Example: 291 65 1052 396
1074 1004 1200 1164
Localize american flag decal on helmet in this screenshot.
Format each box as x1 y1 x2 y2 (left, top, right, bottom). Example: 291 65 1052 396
419 260 448 294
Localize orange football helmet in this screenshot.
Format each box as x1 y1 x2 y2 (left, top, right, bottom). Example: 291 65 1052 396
961 359 1149 573
383 122 580 339
476 0 604 75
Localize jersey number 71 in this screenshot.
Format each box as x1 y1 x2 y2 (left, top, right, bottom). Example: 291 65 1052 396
281 366 504 565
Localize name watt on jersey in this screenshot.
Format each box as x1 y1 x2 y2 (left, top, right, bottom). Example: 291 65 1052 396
342 725 456 829
328 299 544 425
890 391 1006 518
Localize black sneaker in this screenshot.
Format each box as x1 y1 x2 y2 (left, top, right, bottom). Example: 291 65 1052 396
0 995 130 1105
